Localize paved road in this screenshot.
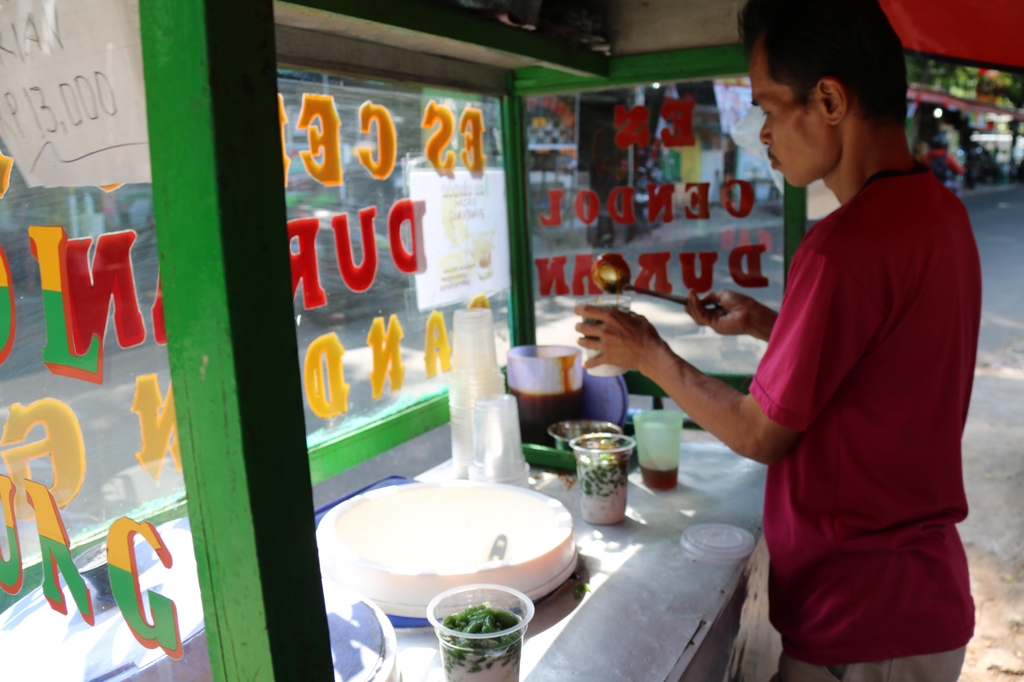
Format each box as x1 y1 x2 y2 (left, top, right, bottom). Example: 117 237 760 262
965 185 1024 361
957 184 1024 680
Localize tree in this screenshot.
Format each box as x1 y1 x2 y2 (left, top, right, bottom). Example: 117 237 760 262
906 55 1024 110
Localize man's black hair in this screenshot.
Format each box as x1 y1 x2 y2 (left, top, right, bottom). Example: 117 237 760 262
739 0 908 123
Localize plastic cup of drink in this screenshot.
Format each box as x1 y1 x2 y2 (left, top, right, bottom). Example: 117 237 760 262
569 433 635 525
580 295 632 376
427 584 535 682
632 410 684 490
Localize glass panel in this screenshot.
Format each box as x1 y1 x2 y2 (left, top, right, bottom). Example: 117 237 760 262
526 79 783 375
0 4 201 675
277 72 511 450
0 12 202 675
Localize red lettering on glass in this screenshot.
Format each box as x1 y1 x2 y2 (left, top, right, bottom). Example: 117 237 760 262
723 179 755 218
575 190 599 225
66 231 146 354
152 274 165 345
683 183 710 220
0 246 15 364
614 105 650 149
535 257 569 296
287 218 327 310
388 199 427 274
332 208 379 293
635 252 672 294
647 183 675 223
540 189 564 227
660 99 695 147
680 252 718 293
608 187 636 225
729 244 769 288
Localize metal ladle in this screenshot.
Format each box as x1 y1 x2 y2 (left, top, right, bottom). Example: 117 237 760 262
590 254 720 311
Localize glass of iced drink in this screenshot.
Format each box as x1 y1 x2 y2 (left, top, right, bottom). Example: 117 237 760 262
569 433 635 525
580 295 632 376
632 410 684 490
427 584 535 682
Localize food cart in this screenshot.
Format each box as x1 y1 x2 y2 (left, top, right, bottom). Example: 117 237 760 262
0 1 1021 680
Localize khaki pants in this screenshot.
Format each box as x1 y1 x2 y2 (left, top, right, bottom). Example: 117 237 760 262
770 647 966 682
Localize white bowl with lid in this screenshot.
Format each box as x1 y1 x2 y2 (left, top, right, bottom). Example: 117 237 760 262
317 481 577 618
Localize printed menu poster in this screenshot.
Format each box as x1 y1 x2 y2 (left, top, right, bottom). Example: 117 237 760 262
0 0 151 187
410 169 511 310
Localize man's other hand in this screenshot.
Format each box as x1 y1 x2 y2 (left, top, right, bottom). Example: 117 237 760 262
686 289 778 342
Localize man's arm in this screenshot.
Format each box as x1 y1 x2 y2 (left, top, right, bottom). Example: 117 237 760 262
638 344 798 464
574 305 799 465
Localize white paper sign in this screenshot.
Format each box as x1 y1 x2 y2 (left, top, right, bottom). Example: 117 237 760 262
410 169 511 311
0 0 150 187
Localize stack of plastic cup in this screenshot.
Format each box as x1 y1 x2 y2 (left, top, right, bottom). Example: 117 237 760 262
468 394 529 486
449 308 506 478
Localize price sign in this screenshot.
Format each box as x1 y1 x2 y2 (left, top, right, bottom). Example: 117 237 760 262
0 0 150 188
410 169 511 311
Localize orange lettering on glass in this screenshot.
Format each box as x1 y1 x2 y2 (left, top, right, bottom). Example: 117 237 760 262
0 149 12 199
304 332 349 419
297 93 343 186
279 93 291 187
357 101 397 180
424 310 452 379
459 107 487 174
367 315 404 400
131 374 180 480
422 100 456 175
0 398 86 521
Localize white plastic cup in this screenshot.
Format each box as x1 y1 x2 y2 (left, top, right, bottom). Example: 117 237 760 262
473 395 526 481
452 308 498 372
448 307 505 479
427 584 534 682
633 410 684 490
580 295 632 377
569 433 635 525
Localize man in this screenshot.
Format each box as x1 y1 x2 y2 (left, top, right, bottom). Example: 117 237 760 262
927 134 965 194
575 1 980 680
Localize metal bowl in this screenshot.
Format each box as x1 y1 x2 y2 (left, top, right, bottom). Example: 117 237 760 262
547 420 624 451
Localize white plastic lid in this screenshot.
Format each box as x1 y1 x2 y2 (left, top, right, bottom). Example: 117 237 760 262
680 524 756 562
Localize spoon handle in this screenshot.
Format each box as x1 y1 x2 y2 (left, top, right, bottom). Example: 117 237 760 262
625 285 720 311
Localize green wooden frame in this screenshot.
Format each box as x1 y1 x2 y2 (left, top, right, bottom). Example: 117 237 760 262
140 0 332 679
308 393 451 485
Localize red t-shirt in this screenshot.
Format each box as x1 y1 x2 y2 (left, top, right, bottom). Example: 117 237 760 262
751 168 980 665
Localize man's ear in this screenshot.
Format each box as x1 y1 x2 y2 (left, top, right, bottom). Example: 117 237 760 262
815 77 849 125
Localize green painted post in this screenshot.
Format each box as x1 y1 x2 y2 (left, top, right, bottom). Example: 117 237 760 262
502 81 536 347
783 181 808 287
138 1 333 680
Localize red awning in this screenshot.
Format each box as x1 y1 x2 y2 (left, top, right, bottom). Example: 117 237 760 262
880 0 1024 72
907 86 1024 122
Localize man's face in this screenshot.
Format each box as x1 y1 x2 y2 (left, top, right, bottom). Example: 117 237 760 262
749 36 841 187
